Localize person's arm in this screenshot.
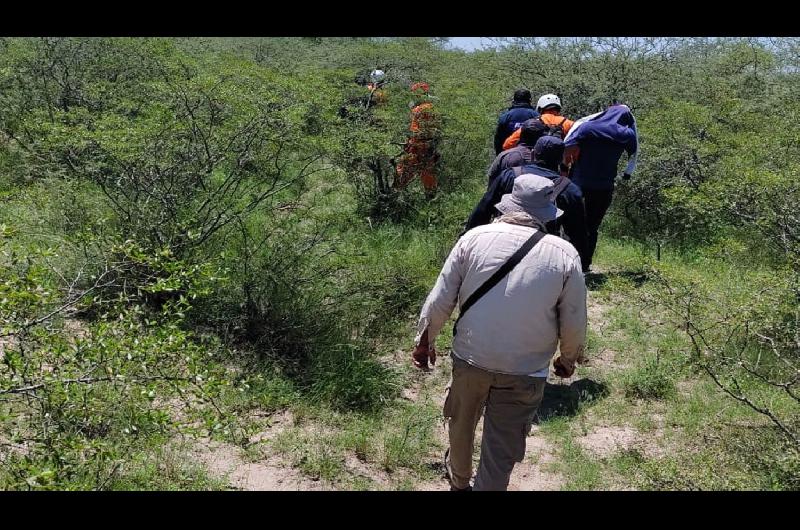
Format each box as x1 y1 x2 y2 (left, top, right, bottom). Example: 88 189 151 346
486 152 504 184
553 253 587 376
562 144 580 169
494 120 505 156
493 115 507 155
502 127 521 150
622 126 638 179
413 240 467 368
462 174 507 235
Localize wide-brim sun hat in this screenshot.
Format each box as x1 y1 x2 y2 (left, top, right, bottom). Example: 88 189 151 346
495 173 564 222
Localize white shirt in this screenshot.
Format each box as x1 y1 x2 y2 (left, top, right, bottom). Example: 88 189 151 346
416 220 587 376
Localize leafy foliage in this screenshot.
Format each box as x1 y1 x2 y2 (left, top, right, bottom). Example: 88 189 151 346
2 36 800 489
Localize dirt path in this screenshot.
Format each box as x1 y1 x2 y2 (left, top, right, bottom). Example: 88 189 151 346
196 440 327 491
506 291 615 491
195 280 619 491
402 289 617 491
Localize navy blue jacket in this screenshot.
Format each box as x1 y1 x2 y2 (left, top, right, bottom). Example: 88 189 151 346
494 104 539 155
565 105 638 191
570 138 633 191
463 163 590 269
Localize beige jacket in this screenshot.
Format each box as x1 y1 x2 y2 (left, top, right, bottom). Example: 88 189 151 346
415 217 587 376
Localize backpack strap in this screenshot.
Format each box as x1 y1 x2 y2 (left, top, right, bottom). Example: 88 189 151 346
551 175 573 197
453 229 546 336
550 116 567 137
522 146 534 165
513 165 524 177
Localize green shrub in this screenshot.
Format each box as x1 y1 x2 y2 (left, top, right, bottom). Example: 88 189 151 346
621 354 676 400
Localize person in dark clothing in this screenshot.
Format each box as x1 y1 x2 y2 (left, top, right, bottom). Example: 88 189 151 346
563 104 638 272
493 89 540 155
463 137 590 271
486 119 549 184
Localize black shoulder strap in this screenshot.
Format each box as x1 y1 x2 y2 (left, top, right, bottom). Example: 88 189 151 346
551 175 573 197
453 229 546 336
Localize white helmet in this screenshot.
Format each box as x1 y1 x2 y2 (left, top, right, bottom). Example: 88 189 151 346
370 69 386 84
537 93 562 111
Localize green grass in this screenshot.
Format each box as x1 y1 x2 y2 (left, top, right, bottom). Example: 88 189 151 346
620 354 677 400
267 396 444 487
108 441 228 491
524 237 800 491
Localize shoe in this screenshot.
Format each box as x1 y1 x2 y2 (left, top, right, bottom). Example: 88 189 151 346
450 484 473 491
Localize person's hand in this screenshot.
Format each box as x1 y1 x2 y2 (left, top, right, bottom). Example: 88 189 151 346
412 343 436 370
553 356 575 378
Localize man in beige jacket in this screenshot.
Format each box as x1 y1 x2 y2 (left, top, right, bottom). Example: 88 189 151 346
412 174 587 491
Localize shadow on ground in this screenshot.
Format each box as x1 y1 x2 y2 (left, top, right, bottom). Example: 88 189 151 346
534 378 609 422
585 269 652 291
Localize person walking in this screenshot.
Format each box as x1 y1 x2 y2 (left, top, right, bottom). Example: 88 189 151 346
501 93 574 151
412 174 587 491
493 89 540 155
395 82 441 194
486 119 548 184
562 102 638 272
465 136 590 271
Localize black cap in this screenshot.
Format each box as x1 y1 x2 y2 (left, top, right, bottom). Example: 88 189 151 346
518 119 548 146
513 89 532 103
533 136 565 172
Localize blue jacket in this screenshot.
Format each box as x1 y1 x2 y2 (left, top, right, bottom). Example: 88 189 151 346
565 105 638 191
462 162 589 269
494 104 539 154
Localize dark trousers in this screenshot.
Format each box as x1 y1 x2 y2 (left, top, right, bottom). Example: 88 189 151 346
548 197 590 273
582 188 614 270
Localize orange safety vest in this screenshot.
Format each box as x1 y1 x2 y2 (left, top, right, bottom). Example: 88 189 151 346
502 111 574 151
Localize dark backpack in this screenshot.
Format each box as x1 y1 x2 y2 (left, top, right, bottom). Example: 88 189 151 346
542 116 568 139
518 116 567 145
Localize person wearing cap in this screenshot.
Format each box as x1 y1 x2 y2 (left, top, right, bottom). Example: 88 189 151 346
493 89 540 155
412 174 587 491
502 94 575 151
562 102 638 272
395 82 441 193
464 136 591 272
486 119 549 185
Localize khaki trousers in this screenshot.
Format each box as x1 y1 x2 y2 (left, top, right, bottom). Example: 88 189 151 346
443 354 547 491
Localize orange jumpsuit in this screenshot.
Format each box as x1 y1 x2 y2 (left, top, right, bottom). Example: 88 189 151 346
396 102 439 191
